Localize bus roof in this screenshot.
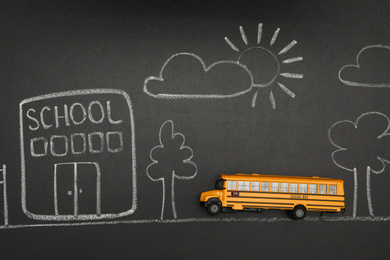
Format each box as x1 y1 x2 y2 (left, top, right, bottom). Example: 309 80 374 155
219 173 343 183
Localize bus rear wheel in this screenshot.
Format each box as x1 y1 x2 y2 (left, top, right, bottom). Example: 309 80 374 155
288 205 306 220
207 202 221 216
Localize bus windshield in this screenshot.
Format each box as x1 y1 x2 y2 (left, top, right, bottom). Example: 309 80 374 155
215 179 225 190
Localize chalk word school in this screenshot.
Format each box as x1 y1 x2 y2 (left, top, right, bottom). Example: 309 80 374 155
25 100 124 157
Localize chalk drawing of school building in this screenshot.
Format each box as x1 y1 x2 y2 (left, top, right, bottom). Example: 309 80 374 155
19 89 136 221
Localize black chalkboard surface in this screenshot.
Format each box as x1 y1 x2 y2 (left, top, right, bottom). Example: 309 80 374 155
1 0 390 258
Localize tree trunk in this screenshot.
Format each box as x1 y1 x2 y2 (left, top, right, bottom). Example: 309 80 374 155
352 168 358 218
353 166 373 217
366 166 374 217
161 172 176 219
171 171 178 219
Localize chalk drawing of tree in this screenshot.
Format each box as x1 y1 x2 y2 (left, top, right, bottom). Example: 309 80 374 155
146 120 197 219
328 112 390 218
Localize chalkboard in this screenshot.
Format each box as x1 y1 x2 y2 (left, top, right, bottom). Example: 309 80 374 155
1 0 390 258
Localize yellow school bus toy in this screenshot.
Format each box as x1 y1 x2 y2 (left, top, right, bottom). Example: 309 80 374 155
200 173 345 220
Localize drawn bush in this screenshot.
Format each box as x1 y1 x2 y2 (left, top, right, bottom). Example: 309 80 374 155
146 120 197 219
328 112 390 217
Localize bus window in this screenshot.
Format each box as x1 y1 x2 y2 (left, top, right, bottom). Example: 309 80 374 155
329 185 337 194
309 184 317 194
319 184 327 194
215 179 225 190
238 181 250 191
271 182 279 192
300 183 308 193
228 181 237 190
290 183 298 193
261 182 269 192
280 183 288 192
251 181 260 191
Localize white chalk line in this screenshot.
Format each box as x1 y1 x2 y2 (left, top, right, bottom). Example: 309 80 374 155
282 56 302 64
322 216 390 222
366 166 374 217
171 173 177 219
269 91 276 109
2 216 390 230
257 23 263 45
20 89 137 221
225 37 240 52
1 165 8 226
239 26 248 45
278 40 297 55
270 28 280 46
353 168 358 218
280 73 304 79
338 44 390 88
277 82 296 98
251 91 258 108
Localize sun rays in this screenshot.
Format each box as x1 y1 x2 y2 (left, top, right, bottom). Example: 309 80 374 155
225 23 304 108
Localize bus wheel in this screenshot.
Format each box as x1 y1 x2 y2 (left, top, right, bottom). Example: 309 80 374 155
207 202 221 216
291 205 306 220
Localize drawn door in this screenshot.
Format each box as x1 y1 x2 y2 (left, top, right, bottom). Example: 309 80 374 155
77 163 101 215
54 162 101 216
55 163 74 215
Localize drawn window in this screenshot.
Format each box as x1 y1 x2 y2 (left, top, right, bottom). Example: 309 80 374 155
238 181 250 191
271 182 279 192
251 181 260 191
309 184 317 194
227 181 237 190
329 185 337 195
319 184 327 194
280 183 288 192
88 132 104 154
300 184 308 193
290 183 298 193
261 182 269 192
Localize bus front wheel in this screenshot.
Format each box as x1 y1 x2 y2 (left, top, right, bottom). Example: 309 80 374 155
288 205 306 220
207 202 221 216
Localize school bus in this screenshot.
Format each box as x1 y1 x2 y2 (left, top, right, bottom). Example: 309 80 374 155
200 173 345 220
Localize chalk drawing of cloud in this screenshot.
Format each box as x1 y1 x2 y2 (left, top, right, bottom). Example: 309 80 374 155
339 44 390 88
144 52 254 99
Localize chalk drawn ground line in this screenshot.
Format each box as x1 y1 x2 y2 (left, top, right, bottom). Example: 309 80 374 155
1 216 389 230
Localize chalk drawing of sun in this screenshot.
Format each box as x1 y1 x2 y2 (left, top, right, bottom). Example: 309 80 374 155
225 23 303 108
